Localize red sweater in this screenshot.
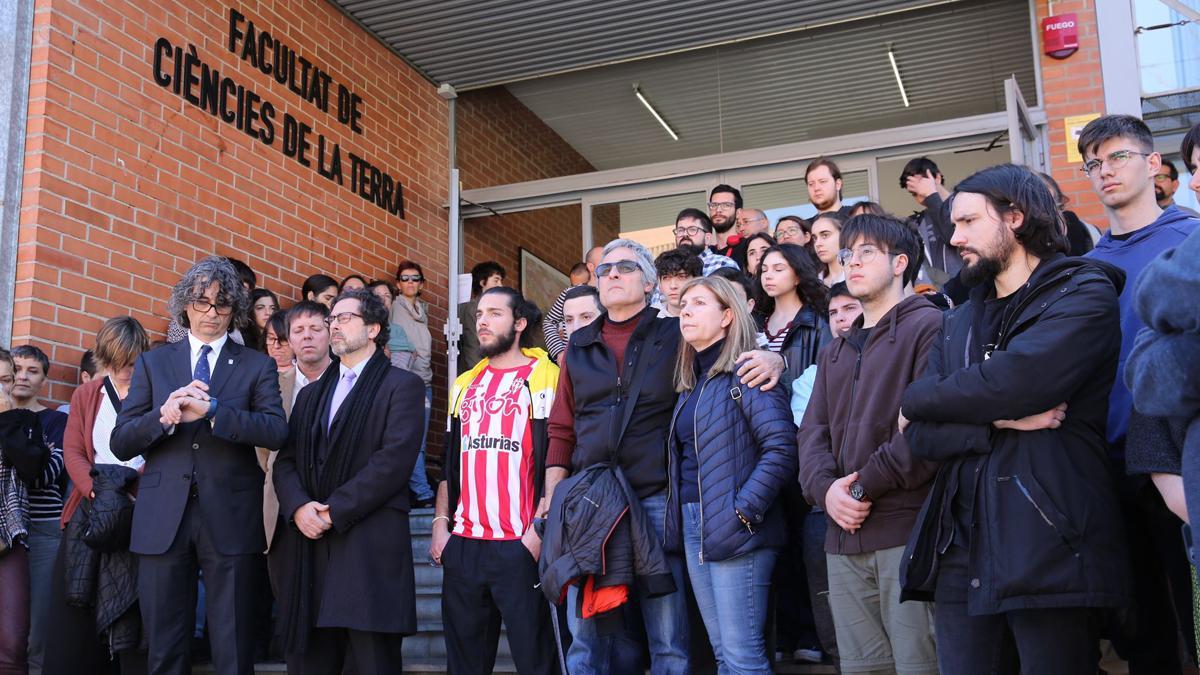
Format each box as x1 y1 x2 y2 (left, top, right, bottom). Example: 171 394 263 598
546 316 639 469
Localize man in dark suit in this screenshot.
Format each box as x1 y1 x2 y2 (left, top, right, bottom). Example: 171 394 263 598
271 288 424 675
112 256 289 675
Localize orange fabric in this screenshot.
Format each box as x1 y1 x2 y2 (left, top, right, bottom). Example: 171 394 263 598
580 575 629 618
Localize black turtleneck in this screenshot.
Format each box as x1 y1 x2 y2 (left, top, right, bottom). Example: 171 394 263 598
676 339 724 504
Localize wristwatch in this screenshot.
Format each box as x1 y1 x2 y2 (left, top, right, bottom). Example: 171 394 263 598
849 481 866 502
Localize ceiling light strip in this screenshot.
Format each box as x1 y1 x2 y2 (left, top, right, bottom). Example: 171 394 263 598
888 48 910 107
634 85 679 141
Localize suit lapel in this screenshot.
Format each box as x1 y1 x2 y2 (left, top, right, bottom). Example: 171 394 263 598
173 339 194 387
209 340 240 399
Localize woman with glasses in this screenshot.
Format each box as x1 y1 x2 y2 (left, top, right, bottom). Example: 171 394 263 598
775 215 812 247
811 212 848 286
262 310 294 372
390 261 437 508
46 316 151 675
668 276 797 675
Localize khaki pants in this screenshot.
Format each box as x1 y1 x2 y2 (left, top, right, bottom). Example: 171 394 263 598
826 545 937 674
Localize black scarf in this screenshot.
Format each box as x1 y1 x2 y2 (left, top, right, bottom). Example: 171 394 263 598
279 348 391 653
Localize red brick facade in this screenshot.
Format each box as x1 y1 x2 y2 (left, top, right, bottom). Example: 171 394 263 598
1036 0 1108 227
15 1 603 410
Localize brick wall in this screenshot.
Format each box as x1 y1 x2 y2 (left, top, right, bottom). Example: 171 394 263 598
17 0 451 404
1036 0 1108 227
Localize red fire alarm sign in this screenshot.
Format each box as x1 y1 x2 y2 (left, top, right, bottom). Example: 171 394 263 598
1043 13 1079 59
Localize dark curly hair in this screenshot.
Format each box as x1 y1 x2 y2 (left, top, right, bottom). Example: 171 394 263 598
332 288 391 349
755 243 829 318
169 256 250 330
949 164 1068 260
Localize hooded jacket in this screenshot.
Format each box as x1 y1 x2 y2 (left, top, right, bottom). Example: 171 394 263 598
900 255 1131 614
1086 204 1199 455
797 294 943 555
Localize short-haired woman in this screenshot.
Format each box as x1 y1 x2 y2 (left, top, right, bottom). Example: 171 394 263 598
391 261 436 507
46 316 151 674
667 276 797 674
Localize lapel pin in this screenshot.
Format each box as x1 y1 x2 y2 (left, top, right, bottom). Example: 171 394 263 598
228 359 233 364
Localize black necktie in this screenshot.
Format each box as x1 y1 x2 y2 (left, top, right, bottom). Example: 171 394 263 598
194 344 212 385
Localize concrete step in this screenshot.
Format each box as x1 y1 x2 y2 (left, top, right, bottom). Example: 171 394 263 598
402 626 512 660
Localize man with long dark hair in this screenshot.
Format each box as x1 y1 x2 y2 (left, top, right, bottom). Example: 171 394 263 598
899 164 1131 674
430 286 557 675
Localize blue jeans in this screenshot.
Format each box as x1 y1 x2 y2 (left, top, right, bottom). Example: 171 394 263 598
566 491 690 675
682 501 775 674
27 519 61 675
408 385 435 501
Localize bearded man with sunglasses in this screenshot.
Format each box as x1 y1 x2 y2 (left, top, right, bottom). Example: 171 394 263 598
1079 114 1200 673
112 256 289 675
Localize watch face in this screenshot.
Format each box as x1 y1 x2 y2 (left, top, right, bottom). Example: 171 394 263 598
850 482 865 501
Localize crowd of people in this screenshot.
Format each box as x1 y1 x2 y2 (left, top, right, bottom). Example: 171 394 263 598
0 112 1199 675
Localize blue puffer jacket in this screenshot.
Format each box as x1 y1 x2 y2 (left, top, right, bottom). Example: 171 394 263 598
664 371 798 561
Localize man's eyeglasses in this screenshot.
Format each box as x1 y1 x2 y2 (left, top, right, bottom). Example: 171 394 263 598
672 226 705 237
324 312 362 326
594 260 640 277
191 299 233 316
707 201 736 211
1153 174 1174 183
1081 150 1150 177
837 245 895 267
398 275 423 282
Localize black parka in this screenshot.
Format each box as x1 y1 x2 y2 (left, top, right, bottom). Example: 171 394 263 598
899 254 1132 615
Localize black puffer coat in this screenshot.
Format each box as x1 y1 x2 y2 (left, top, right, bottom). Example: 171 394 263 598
539 463 676 605
64 464 141 652
900 255 1132 614
664 372 797 561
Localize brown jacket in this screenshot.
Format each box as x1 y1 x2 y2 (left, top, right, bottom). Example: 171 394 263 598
798 294 942 555
257 367 296 551
60 378 107 527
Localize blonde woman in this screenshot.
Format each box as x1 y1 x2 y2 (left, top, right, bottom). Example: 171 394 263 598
667 276 797 674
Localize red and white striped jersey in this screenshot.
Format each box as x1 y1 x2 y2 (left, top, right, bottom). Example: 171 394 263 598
453 360 536 540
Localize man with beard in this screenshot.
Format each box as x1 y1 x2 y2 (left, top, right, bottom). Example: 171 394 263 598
898 164 1131 674
797 214 941 675
805 158 855 225
1155 160 1197 214
1081 114 1200 673
708 185 748 262
673 208 738 275
271 289 425 675
429 286 558 675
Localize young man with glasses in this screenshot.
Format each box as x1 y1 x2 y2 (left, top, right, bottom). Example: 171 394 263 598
797 214 941 675
673 208 738 275
1079 114 1200 673
708 184 749 262
112 256 289 675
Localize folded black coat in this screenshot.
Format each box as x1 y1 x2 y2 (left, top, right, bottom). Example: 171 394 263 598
63 464 142 653
539 463 676 609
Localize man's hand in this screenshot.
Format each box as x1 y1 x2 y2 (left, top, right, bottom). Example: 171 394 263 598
905 170 939 205
159 397 183 426
824 472 871 533
521 526 542 562
994 403 1067 431
294 501 332 540
736 350 784 391
315 503 333 527
176 395 211 423
897 410 910 433
429 518 451 565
